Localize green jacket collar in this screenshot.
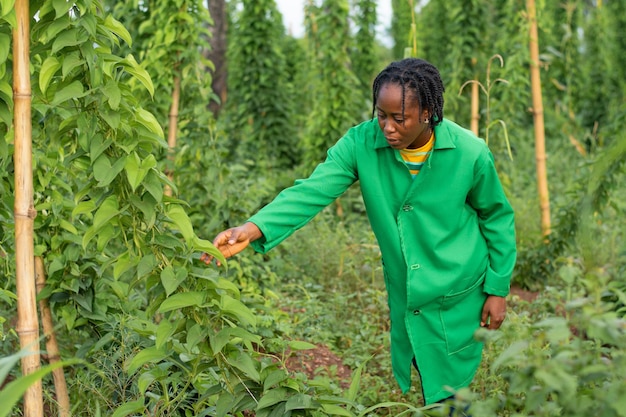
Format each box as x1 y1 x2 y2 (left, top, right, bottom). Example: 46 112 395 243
373 118 457 150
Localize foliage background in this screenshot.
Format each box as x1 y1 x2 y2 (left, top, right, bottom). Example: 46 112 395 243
1 0 625 416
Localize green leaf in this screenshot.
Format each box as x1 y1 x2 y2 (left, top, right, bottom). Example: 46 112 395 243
125 152 156 192
93 154 126 187
136 254 157 279
166 204 194 243
89 134 112 163
155 320 175 350
186 323 205 350
52 0 72 18
39 56 61 94
0 33 10 63
320 404 353 416
191 235 226 265
72 200 96 218
285 394 316 411
288 341 316 351
228 350 260 382
257 388 289 410
263 370 288 391
113 251 134 280
104 14 132 46
126 346 167 374
51 28 86 54
142 170 164 202
92 195 119 230
102 80 121 110
96 224 118 252
130 194 156 228
51 80 88 105
110 399 145 417
158 291 205 313
492 340 528 372
122 54 154 96
220 294 256 328
61 52 84 78
137 371 157 395
59 218 78 234
82 195 119 249
160 265 187 297
1 7 15 27
346 359 369 402
210 327 232 355
135 108 163 137
0 0 15 19
0 360 80 417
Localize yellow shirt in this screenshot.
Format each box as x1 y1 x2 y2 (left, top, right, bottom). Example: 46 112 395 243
399 132 434 177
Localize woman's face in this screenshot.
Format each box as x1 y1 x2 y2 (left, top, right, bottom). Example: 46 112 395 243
376 83 431 150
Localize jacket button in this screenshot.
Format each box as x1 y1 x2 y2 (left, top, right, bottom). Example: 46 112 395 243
410 264 420 270
402 204 413 212
413 309 421 315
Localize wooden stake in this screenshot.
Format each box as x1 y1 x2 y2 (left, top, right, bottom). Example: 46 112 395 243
35 257 70 417
470 78 480 136
527 0 551 236
164 75 181 197
13 0 44 415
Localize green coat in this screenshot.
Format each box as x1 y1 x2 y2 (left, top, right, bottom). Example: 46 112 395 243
249 118 516 404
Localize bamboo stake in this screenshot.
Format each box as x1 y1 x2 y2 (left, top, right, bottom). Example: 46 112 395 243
13 0 44 416
527 0 551 236
164 74 181 197
35 257 70 417
470 78 480 136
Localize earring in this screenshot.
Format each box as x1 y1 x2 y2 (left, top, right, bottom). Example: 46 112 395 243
424 119 429 123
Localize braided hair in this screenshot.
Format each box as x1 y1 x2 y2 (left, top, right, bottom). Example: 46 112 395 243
372 58 445 126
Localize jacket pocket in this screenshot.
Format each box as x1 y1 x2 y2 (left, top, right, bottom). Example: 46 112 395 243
440 273 486 354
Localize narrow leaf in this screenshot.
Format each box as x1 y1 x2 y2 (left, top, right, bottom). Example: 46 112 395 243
0 361 80 417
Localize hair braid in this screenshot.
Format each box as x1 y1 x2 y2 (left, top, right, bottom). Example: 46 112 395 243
372 58 445 126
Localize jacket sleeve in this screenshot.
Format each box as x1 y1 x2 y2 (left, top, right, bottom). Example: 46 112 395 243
468 147 517 296
248 133 359 254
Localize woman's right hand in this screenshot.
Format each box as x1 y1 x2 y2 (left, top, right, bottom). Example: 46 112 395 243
200 222 262 266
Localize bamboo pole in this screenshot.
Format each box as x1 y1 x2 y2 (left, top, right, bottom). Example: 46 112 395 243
35 257 70 417
527 0 551 236
470 78 480 136
13 0 44 415
164 74 181 197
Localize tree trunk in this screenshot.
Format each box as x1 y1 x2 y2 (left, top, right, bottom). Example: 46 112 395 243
207 0 228 115
35 257 70 417
13 0 43 415
527 0 551 237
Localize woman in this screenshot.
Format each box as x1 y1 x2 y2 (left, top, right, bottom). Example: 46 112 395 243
202 58 517 405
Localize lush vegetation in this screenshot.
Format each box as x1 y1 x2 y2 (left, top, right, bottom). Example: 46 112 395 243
1 0 625 416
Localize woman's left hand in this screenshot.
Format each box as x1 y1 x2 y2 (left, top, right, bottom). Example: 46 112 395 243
481 295 506 329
